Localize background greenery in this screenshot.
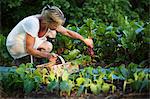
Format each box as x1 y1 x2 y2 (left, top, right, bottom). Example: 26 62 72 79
0 0 150 97
0 0 150 66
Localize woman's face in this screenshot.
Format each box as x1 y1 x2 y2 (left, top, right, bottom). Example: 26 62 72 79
48 22 59 30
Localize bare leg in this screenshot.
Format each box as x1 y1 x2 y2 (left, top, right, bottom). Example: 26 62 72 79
37 41 53 52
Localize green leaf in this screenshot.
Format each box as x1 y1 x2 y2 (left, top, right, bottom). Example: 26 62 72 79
69 49 80 60
139 79 149 92
19 64 26 68
97 23 106 34
143 37 150 43
84 78 91 87
49 71 56 81
85 18 95 29
77 85 84 96
121 37 128 49
128 62 138 73
60 81 72 94
102 83 110 93
119 64 129 78
42 68 48 75
62 71 69 81
106 25 113 31
47 80 59 92
111 85 116 93
90 83 99 95
86 66 94 75
76 77 85 86
24 79 34 93
134 72 138 80
16 67 25 75
26 63 33 68
106 31 117 39
33 68 42 77
138 71 146 80
97 77 104 85
131 80 142 91
34 76 42 83
135 27 144 34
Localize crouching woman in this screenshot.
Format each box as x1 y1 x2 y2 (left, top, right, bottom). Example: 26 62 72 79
6 5 93 65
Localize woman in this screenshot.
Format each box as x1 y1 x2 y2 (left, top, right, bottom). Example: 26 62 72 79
6 5 93 65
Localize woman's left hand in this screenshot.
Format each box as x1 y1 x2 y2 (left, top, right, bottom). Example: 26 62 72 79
49 53 58 62
83 38 94 48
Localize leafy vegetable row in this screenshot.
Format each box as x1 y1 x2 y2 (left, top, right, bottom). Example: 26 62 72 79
1 62 149 96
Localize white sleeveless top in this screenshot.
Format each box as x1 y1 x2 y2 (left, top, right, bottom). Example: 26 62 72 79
6 15 56 59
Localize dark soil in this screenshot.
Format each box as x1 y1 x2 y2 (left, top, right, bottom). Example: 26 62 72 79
1 89 149 99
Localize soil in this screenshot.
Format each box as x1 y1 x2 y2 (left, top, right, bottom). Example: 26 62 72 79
1 89 149 99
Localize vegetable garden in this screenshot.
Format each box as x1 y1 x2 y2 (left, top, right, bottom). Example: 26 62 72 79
0 0 150 98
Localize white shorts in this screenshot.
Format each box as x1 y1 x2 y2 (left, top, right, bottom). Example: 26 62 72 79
7 37 52 59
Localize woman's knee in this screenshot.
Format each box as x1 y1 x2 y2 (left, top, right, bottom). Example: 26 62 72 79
38 41 53 52
46 41 53 52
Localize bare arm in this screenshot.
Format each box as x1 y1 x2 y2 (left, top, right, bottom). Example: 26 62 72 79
56 26 93 48
26 33 52 59
56 26 84 41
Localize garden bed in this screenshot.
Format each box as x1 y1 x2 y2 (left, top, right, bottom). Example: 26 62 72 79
0 63 149 98
1 89 149 99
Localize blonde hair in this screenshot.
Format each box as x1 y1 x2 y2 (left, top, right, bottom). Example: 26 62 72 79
41 5 66 25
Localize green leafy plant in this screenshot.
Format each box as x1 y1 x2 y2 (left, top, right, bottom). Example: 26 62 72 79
1 62 149 96
0 34 12 65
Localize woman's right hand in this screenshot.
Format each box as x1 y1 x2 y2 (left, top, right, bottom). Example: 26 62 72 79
83 38 94 48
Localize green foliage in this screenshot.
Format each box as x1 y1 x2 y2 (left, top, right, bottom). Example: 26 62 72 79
0 34 12 65
123 70 150 92
63 49 80 61
143 22 150 43
2 0 23 8
90 83 99 95
118 15 143 51
24 79 34 94
1 63 43 93
55 17 149 65
1 0 149 35
60 80 73 96
47 80 59 92
78 18 96 38
1 0 149 67
101 83 110 93
1 63 149 96
1 0 149 96
131 0 150 20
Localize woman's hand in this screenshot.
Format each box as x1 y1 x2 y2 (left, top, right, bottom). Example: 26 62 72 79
83 38 94 48
48 53 58 62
